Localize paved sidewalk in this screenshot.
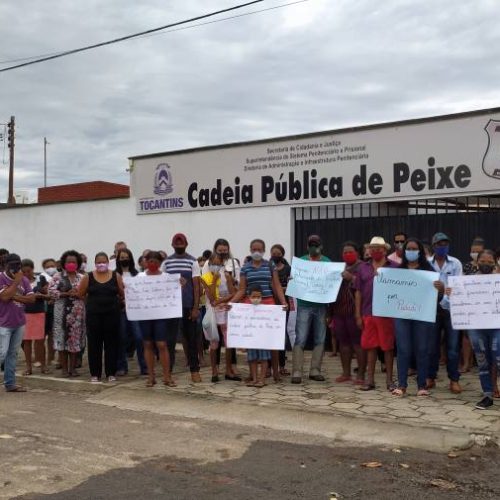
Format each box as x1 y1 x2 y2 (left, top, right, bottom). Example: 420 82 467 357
15 350 500 445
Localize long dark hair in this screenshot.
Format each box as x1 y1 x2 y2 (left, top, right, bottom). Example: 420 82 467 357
400 237 433 271
115 248 139 276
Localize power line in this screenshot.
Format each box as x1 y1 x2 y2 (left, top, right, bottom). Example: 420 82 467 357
0 0 264 73
0 0 309 66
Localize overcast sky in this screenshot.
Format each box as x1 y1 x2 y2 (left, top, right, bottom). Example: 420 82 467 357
1 0 500 201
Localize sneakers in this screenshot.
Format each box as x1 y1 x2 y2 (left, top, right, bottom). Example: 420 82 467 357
108 376 117 383
90 377 101 384
475 396 493 410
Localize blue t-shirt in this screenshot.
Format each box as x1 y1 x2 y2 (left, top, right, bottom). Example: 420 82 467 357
241 260 275 298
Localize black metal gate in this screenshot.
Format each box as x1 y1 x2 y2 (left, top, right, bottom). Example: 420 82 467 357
294 196 500 262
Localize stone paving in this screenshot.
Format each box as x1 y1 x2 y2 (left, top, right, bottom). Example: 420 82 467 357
17 350 500 438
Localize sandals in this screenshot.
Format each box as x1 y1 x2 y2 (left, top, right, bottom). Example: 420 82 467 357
163 379 177 387
335 375 352 383
387 382 398 392
359 383 376 391
254 380 266 388
279 368 290 376
417 389 430 397
40 368 52 375
23 369 32 376
391 387 406 397
246 380 257 387
6 385 27 392
146 379 157 387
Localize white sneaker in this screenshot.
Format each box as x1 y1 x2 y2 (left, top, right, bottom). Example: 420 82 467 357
108 376 117 383
90 377 101 384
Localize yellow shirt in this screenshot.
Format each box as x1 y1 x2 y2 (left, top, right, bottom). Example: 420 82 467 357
201 272 221 299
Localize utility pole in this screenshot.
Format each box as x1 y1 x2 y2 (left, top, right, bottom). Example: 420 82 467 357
7 116 15 206
44 137 48 187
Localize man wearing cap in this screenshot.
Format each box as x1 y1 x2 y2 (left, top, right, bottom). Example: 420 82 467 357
427 232 463 394
162 234 202 383
0 253 35 392
291 235 331 384
354 237 397 391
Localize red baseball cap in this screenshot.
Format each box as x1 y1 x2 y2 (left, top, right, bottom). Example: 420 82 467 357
172 233 188 245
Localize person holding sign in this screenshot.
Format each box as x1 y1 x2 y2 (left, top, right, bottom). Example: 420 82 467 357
135 251 177 388
392 238 444 397
354 237 397 391
231 239 288 385
291 235 331 384
446 250 500 410
427 232 463 394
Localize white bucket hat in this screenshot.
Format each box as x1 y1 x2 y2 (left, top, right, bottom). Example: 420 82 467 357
368 236 391 250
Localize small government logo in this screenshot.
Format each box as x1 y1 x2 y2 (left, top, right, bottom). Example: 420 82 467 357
482 120 500 179
154 163 173 195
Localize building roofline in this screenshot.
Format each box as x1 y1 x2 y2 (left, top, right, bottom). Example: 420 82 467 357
128 106 500 161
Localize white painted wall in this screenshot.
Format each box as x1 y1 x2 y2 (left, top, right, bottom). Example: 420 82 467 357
0 198 293 271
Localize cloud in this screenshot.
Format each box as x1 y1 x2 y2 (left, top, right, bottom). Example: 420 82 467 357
1 0 500 201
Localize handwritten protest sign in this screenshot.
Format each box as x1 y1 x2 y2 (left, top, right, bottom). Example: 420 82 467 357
286 257 345 303
449 275 500 329
227 303 286 350
372 268 439 322
123 273 182 321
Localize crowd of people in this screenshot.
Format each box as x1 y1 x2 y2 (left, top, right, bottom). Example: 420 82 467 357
0 231 499 411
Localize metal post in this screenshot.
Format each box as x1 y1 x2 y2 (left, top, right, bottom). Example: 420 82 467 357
7 116 15 206
44 137 48 187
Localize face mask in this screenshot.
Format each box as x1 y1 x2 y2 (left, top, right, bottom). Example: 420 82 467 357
470 252 479 261
45 266 57 277
250 297 262 305
8 263 21 274
308 245 321 256
370 250 385 261
271 256 283 264
80 263 87 272
217 252 228 260
342 252 357 266
478 263 494 274
251 252 264 261
174 247 185 255
434 245 449 258
96 263 109 272
394 242 404 249
405 249 420 262
119 259 130 268
65 263 78 273
147 262 160 272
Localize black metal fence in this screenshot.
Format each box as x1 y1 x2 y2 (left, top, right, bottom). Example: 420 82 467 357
294 197 500 263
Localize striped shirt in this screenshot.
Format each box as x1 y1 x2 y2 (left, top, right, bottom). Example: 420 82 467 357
162 254 200 309
241 260 275 298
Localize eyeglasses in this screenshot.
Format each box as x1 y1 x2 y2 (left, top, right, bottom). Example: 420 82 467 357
394 240 405 244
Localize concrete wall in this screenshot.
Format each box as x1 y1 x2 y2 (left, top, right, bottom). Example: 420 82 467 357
0 198 293 271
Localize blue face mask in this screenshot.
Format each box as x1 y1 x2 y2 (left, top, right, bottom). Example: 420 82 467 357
434 245 449 258
405 250 419 262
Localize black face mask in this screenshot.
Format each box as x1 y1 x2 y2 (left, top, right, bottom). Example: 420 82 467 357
174 247 186 255
8 263 21 274
119 260 130 268
217 252 229 260
271 256 283 264
478 263 494 275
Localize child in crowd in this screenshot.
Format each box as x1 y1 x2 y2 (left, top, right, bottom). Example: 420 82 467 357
21 259 50 375
246 285 271 388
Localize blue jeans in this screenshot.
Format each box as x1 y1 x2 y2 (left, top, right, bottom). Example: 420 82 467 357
294 305 327 348
395 319 432 390
428 309 460 382
117 312 146 374
468 329 500 397
0 325 25 389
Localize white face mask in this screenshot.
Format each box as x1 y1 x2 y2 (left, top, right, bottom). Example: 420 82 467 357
44 267 57 277
80 263 87 271
470 252 479 261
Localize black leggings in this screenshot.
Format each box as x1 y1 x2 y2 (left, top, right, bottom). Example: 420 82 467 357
87 311 120 378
